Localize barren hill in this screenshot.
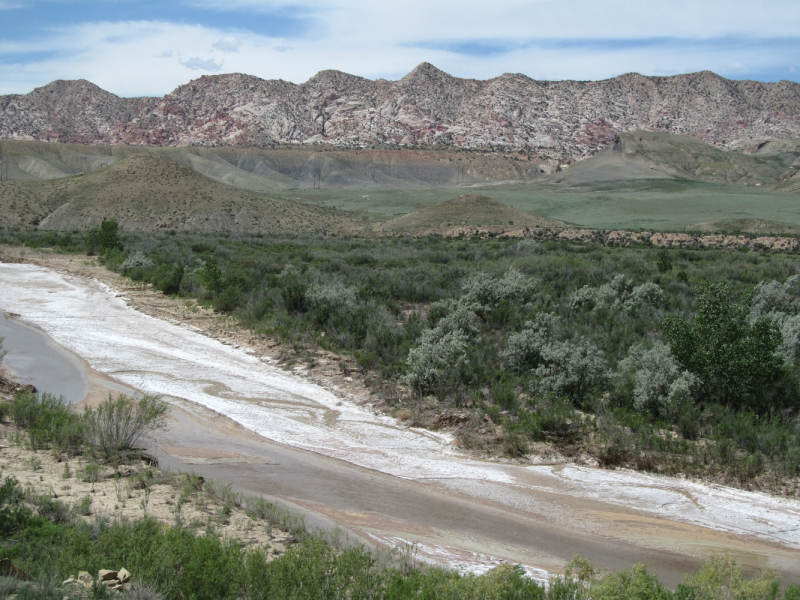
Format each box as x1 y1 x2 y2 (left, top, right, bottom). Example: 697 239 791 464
376 194 564 236
0 153 355 233
2 64 799 161
550 131 800 188
0 139 545 190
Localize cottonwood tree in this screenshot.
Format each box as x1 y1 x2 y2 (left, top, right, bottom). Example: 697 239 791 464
664 283 783 410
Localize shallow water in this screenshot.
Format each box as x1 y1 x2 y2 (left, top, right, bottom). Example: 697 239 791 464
0 312 88 404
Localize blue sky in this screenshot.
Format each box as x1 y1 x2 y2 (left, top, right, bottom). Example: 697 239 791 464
1 0 798 97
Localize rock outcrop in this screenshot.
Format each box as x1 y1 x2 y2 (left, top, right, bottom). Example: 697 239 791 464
2 65 798 160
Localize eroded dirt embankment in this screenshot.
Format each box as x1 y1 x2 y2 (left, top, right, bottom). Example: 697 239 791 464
373 223 800 252
506 227 800 252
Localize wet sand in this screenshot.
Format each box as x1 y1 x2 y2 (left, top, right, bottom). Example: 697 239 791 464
0 261 798 586
1 312 88 403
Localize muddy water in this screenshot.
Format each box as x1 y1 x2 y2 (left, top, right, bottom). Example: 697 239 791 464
0 263 798 587
0 313 88 403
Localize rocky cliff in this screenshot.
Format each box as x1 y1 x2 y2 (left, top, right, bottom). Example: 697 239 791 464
2 64 798 161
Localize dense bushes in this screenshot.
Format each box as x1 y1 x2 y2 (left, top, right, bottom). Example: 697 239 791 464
611 342 697 417
5 228 800 487
8 392 84 453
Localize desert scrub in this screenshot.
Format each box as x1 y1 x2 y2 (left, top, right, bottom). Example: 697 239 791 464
6 229 800 490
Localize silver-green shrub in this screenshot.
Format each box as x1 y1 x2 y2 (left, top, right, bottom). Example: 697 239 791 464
613 342 697 416
403 329 469 398
750 276 800 364
623 282 664 314
505 314 606 403
514 237 538 254
305 282 358 308
121 251 153 272
533 337 607 403
751 275 800 317
461 268 538 310
428 299 481 337
569 275 662 315
503 313 560 372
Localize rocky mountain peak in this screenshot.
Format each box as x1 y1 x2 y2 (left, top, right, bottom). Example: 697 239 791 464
1 65 798 159
402 62 457 83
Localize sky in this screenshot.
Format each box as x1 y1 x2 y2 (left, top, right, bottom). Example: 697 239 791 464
0 0 798 98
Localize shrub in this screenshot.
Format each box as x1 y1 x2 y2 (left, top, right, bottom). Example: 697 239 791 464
675 556 781 600
519 397 582 443
0 476 31 536
83 394 168 459
121 251 153 272
623 282 664 314
750 275 800 318
403 329 469 401
570 276 662 315
305 283 358 308
656 249 673 273
280 282 308 313
503 313 560 372
152 264 184 296
9 391 85 453
427 299 481 337
612 342 698 417
461 268 538 311
514 237 538 254
750 276 800 364
85 220 122 256
213 284 242 312
199 257 223 294
534 337 607 405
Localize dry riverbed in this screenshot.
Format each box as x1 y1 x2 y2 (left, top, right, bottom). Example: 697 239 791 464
1 247 800 585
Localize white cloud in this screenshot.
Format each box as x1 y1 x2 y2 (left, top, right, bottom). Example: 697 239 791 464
212 36 242 53
186 0 800 40
180 56 223 71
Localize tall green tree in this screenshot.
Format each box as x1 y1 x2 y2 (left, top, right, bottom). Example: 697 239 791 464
200 257 223 294
663 283 783 409
85 219 122 255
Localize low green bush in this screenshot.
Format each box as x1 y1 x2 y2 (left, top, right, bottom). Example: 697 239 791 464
9 391 84 454
83 394 168 460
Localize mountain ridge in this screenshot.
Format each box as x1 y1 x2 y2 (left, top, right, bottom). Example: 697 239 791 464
1 64 799 161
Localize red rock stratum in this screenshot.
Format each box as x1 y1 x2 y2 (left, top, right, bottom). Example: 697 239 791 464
2 64 798 161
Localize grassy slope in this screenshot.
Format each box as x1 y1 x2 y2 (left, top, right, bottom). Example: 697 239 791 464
1 153 358 234
2 133 798 236
281 181 800 233
374 194 565 235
